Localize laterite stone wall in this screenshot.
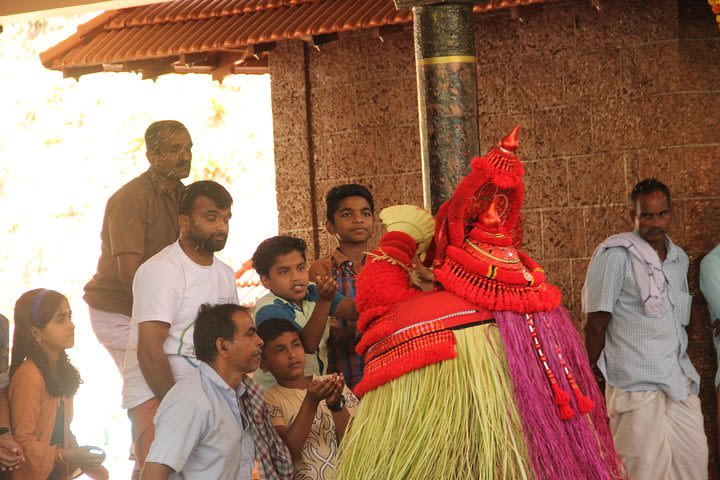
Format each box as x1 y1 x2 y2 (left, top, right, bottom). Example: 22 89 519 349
268 0 720 475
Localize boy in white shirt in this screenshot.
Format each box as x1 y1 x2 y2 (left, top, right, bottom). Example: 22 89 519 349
259 318 357 480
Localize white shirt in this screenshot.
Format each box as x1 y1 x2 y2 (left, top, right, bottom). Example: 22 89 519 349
122 241 238 409
147 362 255 479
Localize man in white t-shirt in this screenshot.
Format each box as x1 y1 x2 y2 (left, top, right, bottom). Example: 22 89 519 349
122 180 238 470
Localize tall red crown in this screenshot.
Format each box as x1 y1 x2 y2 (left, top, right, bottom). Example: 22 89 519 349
432 125 561 313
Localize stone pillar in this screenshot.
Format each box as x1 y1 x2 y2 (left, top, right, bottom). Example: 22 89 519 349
396 1 479 213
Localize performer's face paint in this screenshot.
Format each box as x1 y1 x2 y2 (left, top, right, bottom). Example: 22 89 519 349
260 250 310 305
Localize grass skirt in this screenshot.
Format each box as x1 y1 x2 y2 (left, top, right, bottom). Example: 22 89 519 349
337 324 533 480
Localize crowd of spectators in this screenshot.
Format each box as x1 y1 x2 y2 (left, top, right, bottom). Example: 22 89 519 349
0 121 715 480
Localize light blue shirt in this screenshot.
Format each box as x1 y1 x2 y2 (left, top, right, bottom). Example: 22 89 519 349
584 236 698 400
699 243 720 387
147 361 255 479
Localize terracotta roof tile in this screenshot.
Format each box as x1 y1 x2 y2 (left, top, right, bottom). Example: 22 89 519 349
235 260 269 307
41 0 551 78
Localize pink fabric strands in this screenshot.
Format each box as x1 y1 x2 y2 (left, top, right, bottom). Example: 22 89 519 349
494 308 626 480
535 309 625 479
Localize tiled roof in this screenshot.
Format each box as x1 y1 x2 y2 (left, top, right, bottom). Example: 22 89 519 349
41 0 550 79
235 259 268 307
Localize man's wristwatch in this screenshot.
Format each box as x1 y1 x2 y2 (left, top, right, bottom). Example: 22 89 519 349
326 395 345 412
0 427 10 436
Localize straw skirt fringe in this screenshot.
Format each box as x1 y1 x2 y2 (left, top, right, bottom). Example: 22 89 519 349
337 324 533 480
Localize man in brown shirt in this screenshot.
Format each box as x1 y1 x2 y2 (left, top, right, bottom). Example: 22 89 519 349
84 120 192 371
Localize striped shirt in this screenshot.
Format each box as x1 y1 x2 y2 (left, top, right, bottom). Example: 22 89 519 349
583 235 698 400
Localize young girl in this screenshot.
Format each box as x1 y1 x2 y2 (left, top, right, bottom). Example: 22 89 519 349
8 289 108 480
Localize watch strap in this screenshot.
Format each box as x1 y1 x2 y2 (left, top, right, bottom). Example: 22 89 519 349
327 395 345 412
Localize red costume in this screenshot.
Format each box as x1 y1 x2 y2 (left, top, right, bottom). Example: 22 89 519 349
338 127 626 480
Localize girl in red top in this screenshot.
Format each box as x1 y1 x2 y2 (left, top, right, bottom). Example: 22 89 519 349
9 289 108 480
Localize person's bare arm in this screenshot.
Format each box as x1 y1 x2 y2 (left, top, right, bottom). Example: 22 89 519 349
137 322 175 400
116 253 142 287
303 302 331 354
584 311 611 368
0 387 23 470
273 378 335 460
302 278 337 354
0 387 9 428
326 376 351 442
333 298 358 323
140 462 173 480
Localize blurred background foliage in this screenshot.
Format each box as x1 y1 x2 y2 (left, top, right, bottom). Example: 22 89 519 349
0 13 278 477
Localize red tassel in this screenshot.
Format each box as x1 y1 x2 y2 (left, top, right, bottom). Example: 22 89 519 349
559 403 575 420
573 388 595 414
552 382 571 406
553 383 574 420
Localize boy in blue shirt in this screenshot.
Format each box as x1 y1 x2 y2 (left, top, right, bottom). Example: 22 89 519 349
252 236 357 389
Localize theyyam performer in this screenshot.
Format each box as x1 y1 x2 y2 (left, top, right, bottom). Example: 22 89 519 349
337 127 626 480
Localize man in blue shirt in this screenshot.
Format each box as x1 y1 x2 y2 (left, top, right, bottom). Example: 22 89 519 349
141 303 292 480
583 179 707 480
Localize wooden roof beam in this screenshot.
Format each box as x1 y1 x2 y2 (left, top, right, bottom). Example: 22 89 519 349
231 56 269 75
305 32 339 50
62 64 103 79
377 24 407 42
211 51 251 82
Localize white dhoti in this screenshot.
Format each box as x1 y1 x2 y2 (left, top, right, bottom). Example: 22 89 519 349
88 306 130 372
606 384 708 480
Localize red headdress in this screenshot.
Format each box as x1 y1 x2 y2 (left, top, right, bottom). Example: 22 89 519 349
353 126 563 398
432 126 561 312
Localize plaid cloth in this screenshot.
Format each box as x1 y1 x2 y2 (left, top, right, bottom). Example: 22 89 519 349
242 376 293 479
326 253 365 389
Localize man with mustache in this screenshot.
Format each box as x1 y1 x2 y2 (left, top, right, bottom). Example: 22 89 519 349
140 303 292 480
84 120 192 372
583 179 707 480
122 180 239 471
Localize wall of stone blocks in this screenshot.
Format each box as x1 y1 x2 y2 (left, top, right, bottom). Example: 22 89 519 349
269 30 421 260
269 0 720 475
